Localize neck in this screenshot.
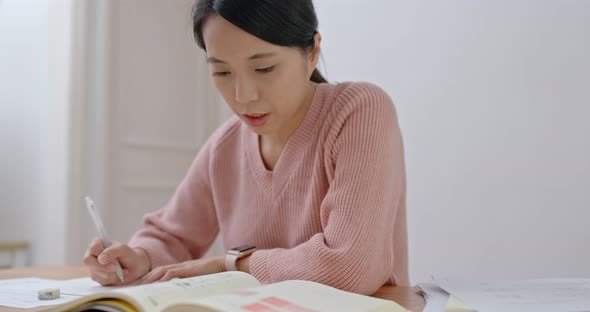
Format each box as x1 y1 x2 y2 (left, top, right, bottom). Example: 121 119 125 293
262 82 318 147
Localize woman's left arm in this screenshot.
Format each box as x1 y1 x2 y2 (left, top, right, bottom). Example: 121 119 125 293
248 85 407 295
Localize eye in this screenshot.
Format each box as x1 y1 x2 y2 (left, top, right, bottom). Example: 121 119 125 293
212 71 230 77
255 65 276 74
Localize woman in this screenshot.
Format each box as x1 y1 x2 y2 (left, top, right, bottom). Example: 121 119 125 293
84 0 408 295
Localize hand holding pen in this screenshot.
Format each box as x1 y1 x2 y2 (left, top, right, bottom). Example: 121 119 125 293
83 196 152 286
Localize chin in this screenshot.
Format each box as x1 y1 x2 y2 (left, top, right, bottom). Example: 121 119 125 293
243 123 271 136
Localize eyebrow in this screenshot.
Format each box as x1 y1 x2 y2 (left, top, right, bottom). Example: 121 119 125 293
207 52 278 64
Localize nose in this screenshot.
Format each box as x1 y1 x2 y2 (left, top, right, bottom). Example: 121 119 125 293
234 76 259 105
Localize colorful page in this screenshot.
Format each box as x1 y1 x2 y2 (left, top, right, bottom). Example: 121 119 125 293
165 280 408 312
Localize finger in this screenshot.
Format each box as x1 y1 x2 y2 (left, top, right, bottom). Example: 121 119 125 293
84 250 118 273
83 250 98 267
128 270 150 286
88 238 105 257
91 271 118 286
142 267 166 284
91 268 131 286
160 268 185 282
137 266 167 285
98 241 132 265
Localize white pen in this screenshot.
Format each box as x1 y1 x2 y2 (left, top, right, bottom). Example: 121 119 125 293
85 196 124 283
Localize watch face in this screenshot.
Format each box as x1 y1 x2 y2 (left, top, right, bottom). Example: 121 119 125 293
232 245 256 253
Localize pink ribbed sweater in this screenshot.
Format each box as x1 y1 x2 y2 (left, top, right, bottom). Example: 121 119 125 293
128 81 409 295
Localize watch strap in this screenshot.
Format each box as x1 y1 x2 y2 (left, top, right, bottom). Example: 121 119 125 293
224 253 239 271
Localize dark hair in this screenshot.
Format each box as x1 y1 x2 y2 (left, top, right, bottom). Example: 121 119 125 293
192 0 327 83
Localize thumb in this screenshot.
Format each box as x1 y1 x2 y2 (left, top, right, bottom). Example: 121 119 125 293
98 241 131 264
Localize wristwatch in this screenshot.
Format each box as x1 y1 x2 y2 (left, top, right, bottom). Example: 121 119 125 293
224 245 256 271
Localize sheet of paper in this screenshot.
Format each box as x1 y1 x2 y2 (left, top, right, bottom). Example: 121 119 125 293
58 277 123 296
438 278 590 312
0 277 120 308
0 278 81 308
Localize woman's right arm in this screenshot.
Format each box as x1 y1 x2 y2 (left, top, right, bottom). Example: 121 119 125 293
84 136 220 285
127 137 219 268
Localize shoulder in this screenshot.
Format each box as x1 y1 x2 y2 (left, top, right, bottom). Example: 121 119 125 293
332 81 393 103
324 81 399 132
333 81 395 113
320 81 404 174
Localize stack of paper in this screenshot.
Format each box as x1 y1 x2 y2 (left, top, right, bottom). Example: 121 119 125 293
416 283 475 312
416 283 449 312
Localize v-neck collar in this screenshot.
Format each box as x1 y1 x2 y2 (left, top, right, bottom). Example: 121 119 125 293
244 82 329 200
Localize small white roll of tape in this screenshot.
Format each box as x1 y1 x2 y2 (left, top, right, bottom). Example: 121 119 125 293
38 288 60 300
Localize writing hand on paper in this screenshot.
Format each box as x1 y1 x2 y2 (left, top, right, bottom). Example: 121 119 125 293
133 256 226 285
83 238 151 286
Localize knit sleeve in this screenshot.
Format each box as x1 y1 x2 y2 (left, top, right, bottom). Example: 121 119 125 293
128 137 219 269
248 83 407 295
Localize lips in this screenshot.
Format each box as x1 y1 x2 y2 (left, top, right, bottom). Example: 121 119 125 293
243 113 270 127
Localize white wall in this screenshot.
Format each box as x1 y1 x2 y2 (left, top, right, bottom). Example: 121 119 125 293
65 0 227 263
315 0 590 283
0 0 79 266
0 0 47 266
0 0 228 267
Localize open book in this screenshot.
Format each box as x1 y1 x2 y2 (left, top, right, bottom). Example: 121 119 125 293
39 271 408 312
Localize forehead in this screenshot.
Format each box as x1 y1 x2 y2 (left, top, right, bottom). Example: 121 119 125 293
202 15 291 60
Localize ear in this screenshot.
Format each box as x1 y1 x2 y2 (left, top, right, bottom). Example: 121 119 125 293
307 32 322 72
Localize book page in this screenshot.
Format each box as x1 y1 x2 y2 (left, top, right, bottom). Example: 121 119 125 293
164 280 408 312
113 271 261 311
40 271 260 312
